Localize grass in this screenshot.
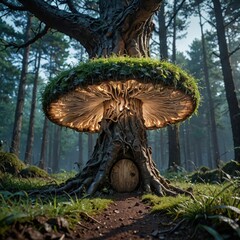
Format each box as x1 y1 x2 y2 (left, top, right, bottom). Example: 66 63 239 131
0 170 77 192
142 194 189 213
0 172 112 237
1 170 239 239
143 178 240 239
0 173 54 191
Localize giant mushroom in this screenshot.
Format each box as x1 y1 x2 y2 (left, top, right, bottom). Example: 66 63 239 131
42 57 200 196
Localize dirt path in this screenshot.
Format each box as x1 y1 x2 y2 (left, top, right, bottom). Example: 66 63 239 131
3 193 195 240
76 193 157 239
75 193 191 240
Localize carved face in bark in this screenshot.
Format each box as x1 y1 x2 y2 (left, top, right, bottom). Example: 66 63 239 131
42 57 200 132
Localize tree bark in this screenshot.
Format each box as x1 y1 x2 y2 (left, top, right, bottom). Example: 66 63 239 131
213 0 240 162
78 133 83 171
158 1 181 170
168 0 181 169
54 89 190 196
25 51 41 164
52 125 61 173
39 116 48 170
10 13 32 156
198 3 220 168
87 133 93 160
15 0 162 58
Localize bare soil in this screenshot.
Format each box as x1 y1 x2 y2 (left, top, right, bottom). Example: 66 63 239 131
75 193 194 240
2 193 200 240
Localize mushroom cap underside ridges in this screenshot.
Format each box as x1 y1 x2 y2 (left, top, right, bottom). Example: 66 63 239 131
42 57 200 132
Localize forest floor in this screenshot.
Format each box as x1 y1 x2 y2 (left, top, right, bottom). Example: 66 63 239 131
74 193 195 240
3 192 201 240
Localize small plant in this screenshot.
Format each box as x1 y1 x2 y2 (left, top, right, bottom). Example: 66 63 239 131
0 190 112 237
0 173 54 191
0 170 113 238
189 160 240 184
142 194 189 213
19 165 49 178
51 170 77 184
0 152 26 175
170 179 240 239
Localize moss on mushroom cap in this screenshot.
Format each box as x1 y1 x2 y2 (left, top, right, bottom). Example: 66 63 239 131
42 57 200 132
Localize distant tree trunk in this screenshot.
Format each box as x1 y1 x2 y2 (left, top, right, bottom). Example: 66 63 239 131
196 139 203 167
185 123 191 171
160 130 165 168
24 50 41 164
39 116 48 170
157 3 169 170
158 3 168 60
52 125 61 173
78 133 83 171
168 0 181 169
154 131 160 169
168 125 181 168
88 133 93 160
180 126 186 169
198 4 220 167
213 0 240 162
48 123 53 171
158 1 181 169
10 13 32 156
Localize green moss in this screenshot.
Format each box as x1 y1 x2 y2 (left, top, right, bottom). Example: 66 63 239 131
142 194 189 213
221 160 240 176
189 160 240 183
19 166 49 178
0 153 26 175
199 166 210 173
190 169 221 183
42 56 200 116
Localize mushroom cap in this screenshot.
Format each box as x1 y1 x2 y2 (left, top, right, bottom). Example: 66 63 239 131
42 57 200 133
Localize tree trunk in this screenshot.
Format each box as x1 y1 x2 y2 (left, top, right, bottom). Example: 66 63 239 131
24 51 41 164
168 0 181 169
10 13 32 156
185 122 191 171
213 0 240 162
39 116 48 170
52 125 61 173
78 133 83 171
158 3 168 60
87 133 93 160
198 4 220 167
168 125 181 168
55 89 189 196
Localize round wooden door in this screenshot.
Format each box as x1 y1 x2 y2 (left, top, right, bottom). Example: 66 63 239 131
110 159 139 192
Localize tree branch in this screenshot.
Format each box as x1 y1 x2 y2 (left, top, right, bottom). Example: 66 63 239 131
166 0 186 28
15 0 100 57
225 14 240 28
229 44 240 57
211 51 220 58
65 0 79 14
0 0 26 10
115 0 163 32
2 25 49 51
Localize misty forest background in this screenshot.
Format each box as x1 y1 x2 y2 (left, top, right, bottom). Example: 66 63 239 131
0 0 239 174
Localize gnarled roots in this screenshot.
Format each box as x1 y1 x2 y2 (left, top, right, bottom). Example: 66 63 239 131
41 98 193 198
